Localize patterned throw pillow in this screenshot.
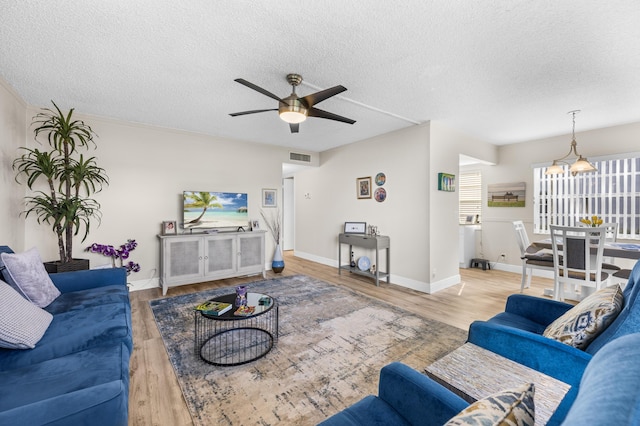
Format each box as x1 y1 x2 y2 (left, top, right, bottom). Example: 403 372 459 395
543 284 624 350
445 383 535 426
0 280 53 349
0 247 61 308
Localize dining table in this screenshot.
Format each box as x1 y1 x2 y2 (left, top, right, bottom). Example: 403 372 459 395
529 240 640 300
530 240 640 260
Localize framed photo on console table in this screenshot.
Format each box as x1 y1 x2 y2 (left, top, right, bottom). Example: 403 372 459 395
162 220 177 235
344 222 367 234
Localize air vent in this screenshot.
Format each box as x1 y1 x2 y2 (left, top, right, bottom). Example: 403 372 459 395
289 152 311 162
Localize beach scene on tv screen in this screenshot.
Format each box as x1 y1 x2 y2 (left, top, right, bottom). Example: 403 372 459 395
183 191 248 229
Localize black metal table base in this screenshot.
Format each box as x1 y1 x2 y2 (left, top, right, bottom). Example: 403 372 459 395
194 301 278 366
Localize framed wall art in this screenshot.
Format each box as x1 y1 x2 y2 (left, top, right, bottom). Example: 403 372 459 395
487 182 526 207
357 176 372 199
374 187 386 202
262 188 277 207
438 173 456 192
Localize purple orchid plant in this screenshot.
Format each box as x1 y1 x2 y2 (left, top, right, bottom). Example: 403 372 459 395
86 239 141 274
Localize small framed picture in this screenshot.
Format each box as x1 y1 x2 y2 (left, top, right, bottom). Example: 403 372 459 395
438 173 456 192
251 219 260 230
357 176 372 199
162 220 177 235
262 189 277 207
344 222 367 234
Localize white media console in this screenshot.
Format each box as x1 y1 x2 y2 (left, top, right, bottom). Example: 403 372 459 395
158 230 266 295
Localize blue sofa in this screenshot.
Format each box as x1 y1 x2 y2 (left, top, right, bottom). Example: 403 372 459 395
319 332 640 425
0 247 132 426
466 258 640 420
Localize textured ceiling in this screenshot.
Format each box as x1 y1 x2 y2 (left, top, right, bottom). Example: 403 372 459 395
1 1 639 153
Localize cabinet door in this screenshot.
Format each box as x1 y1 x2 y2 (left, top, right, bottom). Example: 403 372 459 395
204 234 237 278
164 237 203 283
237 232 265 275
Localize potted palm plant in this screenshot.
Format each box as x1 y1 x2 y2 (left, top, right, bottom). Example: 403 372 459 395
13 101 109 272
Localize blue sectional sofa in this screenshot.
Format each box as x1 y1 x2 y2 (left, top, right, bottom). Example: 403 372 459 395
466 258 640 420
0 247 132 426
319 332 640 425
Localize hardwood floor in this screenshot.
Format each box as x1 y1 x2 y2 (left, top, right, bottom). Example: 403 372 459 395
128 251 554 425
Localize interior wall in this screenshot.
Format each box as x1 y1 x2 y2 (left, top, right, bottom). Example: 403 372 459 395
14 105 290 290
428 122 498 289
0 80 27 250
293 121 499 293
282 177 294 251
478 121 640 273
295 124 432 290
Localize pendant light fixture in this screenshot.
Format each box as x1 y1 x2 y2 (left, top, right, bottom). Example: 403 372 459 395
545 110 597 176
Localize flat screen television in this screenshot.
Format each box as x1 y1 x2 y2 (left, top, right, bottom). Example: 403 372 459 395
183 191 248 230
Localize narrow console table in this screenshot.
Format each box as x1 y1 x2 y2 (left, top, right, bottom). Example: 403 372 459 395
338 233 390 286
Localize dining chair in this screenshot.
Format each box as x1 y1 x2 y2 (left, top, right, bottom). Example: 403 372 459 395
577 222 622 275
512 221 555 292
549 225 610 301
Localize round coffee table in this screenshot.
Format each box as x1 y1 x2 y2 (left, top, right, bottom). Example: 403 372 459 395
194 292 278 366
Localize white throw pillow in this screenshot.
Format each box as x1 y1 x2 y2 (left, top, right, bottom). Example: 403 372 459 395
0 247 61 307
0 280 53 349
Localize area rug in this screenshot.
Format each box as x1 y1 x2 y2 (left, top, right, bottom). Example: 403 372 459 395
149 275 467 425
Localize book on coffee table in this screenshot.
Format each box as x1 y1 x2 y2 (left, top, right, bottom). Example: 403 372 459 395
233 305 256 316
195 300 232 316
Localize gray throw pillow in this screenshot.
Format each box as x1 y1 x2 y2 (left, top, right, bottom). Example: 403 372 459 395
0 247 61 307
0 280 53 349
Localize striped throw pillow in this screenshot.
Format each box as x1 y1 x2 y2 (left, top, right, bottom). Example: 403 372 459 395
0 280 53 349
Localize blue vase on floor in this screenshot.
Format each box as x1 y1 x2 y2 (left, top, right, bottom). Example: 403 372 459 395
272 243 284 273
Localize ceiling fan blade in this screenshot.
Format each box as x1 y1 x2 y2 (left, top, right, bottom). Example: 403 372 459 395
300 85 347 108
308 107 356 124
289 123 299 133
234 79 285 103
229 108 277 117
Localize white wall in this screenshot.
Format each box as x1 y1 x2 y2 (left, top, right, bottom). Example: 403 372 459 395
429 122 497 289
0 80 27 250
282 177 294 251
295 124 431 289
477 121 640 273
3 97 291 290
294 122 498 293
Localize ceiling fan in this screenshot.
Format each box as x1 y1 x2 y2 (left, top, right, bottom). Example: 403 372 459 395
229 73 356 133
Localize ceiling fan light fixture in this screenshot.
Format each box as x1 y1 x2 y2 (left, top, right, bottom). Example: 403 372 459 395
279 109 307 124
279 97 308 123
230 73 354 133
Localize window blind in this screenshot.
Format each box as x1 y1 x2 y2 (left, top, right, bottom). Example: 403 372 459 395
533 155 640 239
459 171 482 224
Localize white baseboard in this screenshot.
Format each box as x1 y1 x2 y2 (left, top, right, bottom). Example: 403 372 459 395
128 277 160 292
293 251 461 294
491 261 554 279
